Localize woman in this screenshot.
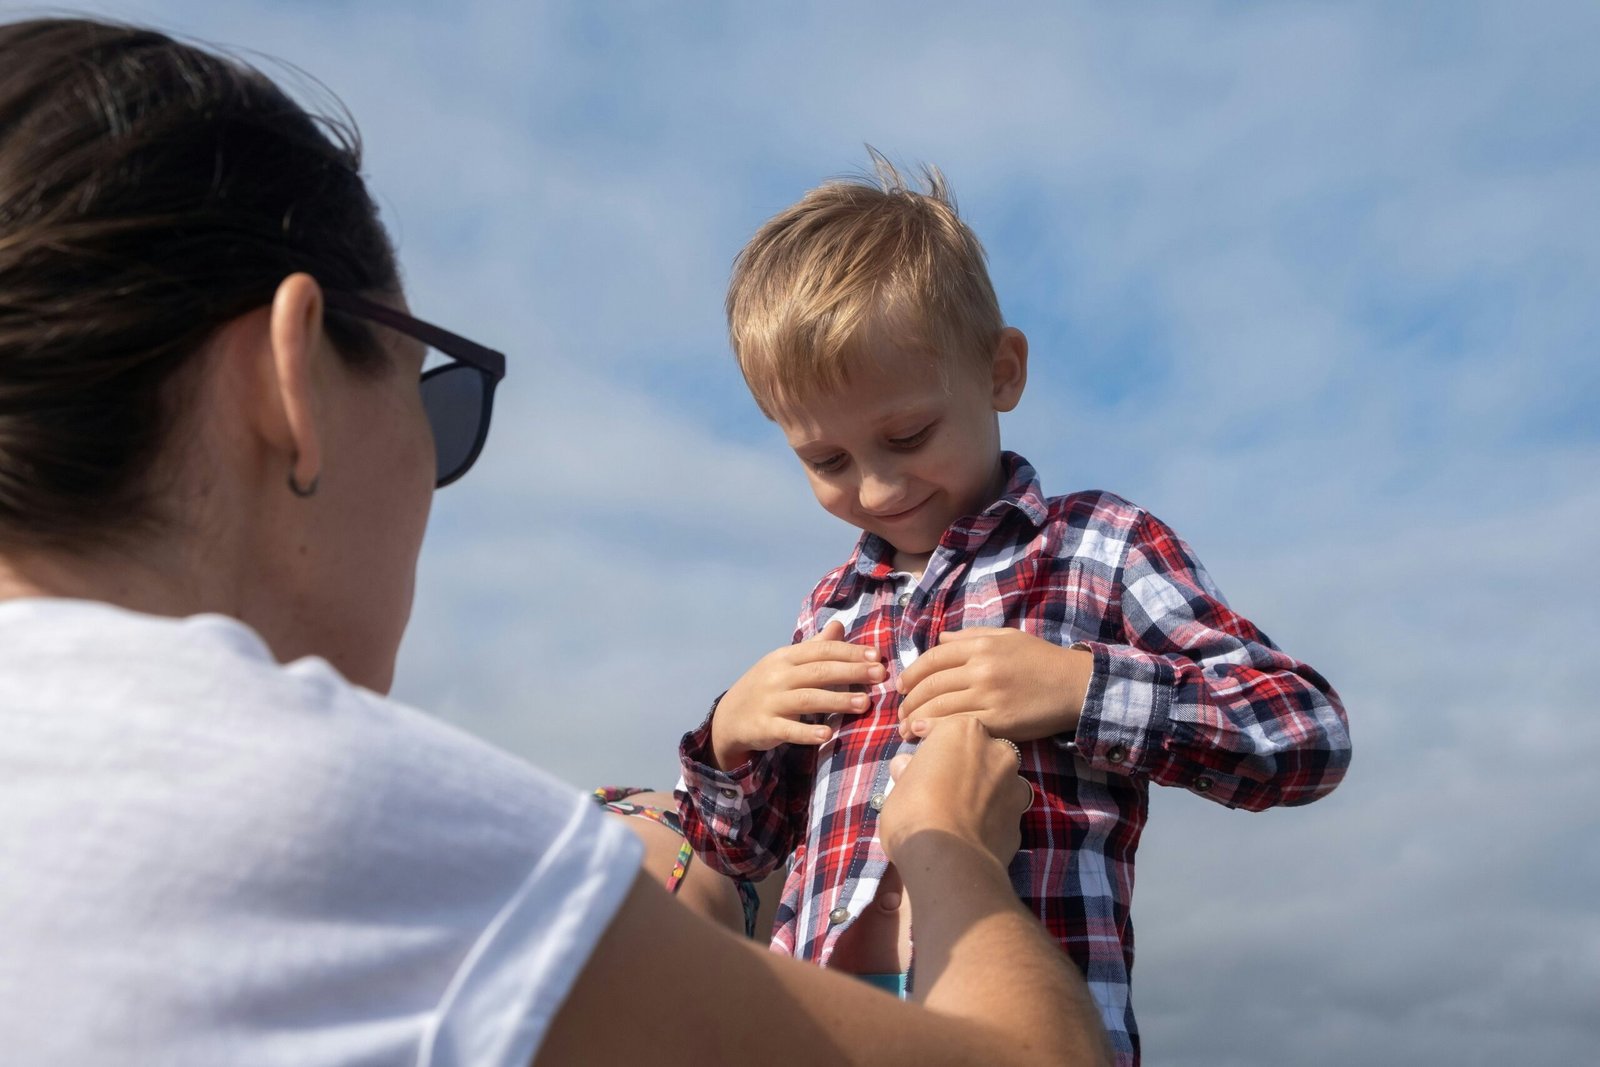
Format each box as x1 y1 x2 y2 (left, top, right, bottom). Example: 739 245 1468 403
0 18 1109 1066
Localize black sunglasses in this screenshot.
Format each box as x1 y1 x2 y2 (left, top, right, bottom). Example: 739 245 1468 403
323 290 507 488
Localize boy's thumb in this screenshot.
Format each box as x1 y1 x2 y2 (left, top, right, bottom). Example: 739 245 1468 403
888 753 913 781
811 619 845 641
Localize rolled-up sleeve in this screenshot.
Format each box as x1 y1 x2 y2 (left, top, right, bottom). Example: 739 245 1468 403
677 702 814 880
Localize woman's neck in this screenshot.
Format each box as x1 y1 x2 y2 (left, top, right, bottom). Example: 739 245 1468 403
0 538 217 620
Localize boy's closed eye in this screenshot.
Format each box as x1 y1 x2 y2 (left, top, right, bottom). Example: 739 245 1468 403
886 423 935 449
797 421 937 473
805 452 848 474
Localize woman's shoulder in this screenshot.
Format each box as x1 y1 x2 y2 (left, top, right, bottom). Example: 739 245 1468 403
0 597 643 1065
0 596 609 857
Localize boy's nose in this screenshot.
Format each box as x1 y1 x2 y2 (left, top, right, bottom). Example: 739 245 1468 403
858 468 910 514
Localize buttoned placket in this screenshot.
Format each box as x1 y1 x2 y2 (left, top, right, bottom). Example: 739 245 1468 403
810 514 1011 964
818 570 923 958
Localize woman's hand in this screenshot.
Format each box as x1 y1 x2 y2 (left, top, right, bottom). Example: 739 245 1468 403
710 620 884 770
878 714 1033 871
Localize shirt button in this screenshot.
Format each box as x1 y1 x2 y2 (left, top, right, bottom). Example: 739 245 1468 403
897 593 911 608
868 792 886 811
1193 775 1214 793
1106 744 1128 765
828 907 851 925
717 786 739 800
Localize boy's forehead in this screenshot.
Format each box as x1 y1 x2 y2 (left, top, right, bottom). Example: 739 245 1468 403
754 310 994 438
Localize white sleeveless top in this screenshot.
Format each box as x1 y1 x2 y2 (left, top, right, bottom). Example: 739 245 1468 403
0 598 640 1066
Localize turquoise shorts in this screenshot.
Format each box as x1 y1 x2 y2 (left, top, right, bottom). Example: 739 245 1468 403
858 972 909 999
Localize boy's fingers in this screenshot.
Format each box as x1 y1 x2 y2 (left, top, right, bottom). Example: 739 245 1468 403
791 660 884 694
936 626 1008 643
894 646 942 693
902 694 979 738
887 752 913 781
790 688 873 716
897 665 965 718
778 718 835 746
895 641 975 693
791 638 881 665
809 619 847 643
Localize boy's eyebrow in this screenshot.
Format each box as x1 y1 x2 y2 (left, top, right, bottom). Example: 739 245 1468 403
866 402 942 430
784 398 944 446
784 431 836 454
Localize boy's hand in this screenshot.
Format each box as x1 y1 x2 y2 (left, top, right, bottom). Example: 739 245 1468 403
895 627 1093 744
710 620 884 770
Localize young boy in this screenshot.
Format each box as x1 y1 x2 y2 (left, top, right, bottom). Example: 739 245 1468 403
677 159 1351 1065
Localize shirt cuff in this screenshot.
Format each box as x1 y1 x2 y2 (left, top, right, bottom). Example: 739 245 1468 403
678 698 774 824
1069 640 1175 776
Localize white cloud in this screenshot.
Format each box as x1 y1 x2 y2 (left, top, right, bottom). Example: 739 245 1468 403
24 1 1600 1061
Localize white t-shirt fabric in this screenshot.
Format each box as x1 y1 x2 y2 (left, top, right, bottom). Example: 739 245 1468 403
0 597 641 1067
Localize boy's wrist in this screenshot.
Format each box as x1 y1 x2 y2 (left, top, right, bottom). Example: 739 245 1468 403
708 703 757 772
1020 644 1093 743
711 739 754 772
1058 645 1094 736
708 722 747 772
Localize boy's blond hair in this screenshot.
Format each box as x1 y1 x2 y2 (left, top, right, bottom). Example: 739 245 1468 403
727 152 1003 418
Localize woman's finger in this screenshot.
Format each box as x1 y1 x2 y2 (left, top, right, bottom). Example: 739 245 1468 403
1012 774 1036 816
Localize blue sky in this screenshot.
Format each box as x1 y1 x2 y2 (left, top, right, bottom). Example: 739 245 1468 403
21 1 1600 1062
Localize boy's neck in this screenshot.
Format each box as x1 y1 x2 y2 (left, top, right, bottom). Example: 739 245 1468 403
890 549 930 579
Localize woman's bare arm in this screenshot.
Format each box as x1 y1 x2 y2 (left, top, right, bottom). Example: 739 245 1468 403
603 791 749 935
536 718 1112 1067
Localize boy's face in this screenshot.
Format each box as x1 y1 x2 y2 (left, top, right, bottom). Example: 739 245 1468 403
774 328 1028 572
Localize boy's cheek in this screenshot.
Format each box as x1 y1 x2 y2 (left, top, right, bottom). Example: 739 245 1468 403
807 480 858 524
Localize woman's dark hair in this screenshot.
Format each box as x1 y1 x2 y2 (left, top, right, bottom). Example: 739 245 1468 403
0 17 400 548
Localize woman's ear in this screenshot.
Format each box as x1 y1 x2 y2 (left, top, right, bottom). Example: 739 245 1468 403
266 273 326 493
991 327 1029 413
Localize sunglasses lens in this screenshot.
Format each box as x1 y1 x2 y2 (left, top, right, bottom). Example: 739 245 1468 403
421 365 488 486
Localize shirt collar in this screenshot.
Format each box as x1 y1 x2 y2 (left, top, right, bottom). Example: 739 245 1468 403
820 452 1048 603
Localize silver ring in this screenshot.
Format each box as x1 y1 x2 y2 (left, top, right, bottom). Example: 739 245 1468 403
995 737 1023 770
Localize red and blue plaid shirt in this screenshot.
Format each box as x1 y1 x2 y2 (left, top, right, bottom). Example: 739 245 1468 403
679 453 1350 1065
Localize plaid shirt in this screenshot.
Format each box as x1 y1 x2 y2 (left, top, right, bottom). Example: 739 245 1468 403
679 453 1350 1065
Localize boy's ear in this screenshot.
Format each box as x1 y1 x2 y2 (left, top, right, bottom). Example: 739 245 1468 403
990 328 1028 413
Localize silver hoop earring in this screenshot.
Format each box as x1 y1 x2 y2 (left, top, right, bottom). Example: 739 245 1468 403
288 469 320 498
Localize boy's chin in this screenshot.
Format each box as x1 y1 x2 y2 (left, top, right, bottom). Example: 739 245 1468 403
883 539 936 572
874 531 930 553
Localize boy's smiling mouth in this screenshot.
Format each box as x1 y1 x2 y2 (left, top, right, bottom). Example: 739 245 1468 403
866 497 932 522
